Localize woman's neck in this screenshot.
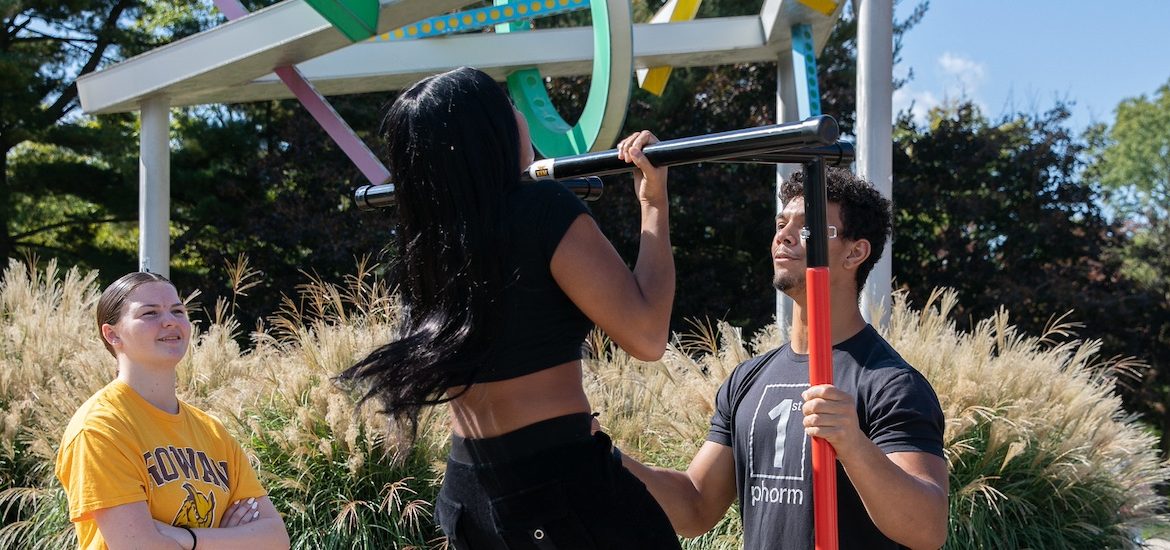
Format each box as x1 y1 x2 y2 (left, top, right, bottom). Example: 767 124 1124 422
116 362 180 414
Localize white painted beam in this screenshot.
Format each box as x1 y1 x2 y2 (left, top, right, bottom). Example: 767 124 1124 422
77 0 477 114
760 0 841 51
775 50 803 335
85 17 779 113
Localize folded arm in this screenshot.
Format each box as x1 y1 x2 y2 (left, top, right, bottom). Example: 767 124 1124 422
96 496 290 550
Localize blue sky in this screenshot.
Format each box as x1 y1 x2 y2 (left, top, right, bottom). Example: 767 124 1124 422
891 0 1170 134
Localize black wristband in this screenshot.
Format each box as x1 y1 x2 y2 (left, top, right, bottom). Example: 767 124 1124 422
181 525 197 550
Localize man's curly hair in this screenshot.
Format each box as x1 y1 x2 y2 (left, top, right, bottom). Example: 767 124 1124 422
780 168 892 295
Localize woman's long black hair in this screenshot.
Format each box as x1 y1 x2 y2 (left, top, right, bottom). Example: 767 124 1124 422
338 67 521 430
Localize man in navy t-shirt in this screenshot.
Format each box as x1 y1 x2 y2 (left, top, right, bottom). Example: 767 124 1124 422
621 169 948 549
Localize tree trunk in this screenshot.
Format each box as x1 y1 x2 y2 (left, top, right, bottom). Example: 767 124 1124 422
0 146 12 261
1162 413 1170 458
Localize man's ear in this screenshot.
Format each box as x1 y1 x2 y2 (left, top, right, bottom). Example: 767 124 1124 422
842 238 872 271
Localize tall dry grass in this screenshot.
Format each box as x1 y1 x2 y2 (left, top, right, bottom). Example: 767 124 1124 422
0 259 446 548
0 259 1166 549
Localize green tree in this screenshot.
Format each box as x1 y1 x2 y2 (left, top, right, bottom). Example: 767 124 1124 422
1 1 209 266
890 102 1111 332
1089 80 1170 222
0 1 391 326
893 101 1170 454
163 97 396 327
1085 80 1170 454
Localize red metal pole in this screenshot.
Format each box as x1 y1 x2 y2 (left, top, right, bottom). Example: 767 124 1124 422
807 266 838 550
802 156 837 550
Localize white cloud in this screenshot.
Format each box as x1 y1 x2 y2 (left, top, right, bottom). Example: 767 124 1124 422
890 52 988 125
893 87 941 125
937 52 986 95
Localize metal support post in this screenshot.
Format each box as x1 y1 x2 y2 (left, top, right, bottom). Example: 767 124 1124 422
857 0 893 326
139 96 171 277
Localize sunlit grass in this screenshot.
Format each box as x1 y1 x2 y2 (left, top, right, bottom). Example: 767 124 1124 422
0 259 1166 549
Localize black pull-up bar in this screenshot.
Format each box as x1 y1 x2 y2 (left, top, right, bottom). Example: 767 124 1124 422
353 116 850 211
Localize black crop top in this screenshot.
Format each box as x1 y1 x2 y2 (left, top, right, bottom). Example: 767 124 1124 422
472 180 595 383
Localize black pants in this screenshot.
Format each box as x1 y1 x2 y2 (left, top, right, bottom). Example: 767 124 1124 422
435 413 682 550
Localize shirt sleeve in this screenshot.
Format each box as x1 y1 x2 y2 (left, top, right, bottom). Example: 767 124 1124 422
227 437 267 503
865 369 946 458
55 429 147 522
536 180 593 260
706 372 737 447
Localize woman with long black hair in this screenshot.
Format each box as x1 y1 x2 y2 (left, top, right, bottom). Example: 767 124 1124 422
338 67 681 549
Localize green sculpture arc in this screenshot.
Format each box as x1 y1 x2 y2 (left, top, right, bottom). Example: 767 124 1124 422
495 0 633 157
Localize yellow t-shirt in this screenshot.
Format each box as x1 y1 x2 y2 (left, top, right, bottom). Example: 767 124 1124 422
55 380 267 549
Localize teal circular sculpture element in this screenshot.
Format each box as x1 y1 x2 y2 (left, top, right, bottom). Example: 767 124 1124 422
495 0 633 157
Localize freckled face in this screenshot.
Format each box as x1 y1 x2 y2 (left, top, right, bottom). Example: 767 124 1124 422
105 282 191 370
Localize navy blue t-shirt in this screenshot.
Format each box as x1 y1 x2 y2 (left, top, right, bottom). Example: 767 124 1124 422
707 325 945 550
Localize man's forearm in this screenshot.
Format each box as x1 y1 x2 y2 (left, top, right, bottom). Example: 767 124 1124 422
837 443 949 550
619 452 713 537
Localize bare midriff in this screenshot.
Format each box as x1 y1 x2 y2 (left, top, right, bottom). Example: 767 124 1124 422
447 360 591 439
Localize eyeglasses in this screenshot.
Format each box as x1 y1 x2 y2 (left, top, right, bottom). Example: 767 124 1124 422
799 226 838 241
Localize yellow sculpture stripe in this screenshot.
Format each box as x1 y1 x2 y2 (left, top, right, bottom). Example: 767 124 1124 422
799 0 837 17
639 0 703 96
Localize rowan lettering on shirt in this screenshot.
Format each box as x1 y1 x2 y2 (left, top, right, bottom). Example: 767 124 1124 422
143 446 230 491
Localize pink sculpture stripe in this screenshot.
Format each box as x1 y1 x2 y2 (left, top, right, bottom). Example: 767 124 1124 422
214 0 391 185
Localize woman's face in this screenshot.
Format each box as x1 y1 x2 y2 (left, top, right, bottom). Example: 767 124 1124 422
514 107 535 169
103 281 191 370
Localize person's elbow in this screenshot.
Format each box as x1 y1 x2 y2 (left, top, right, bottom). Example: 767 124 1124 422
891 499 947 550
673 503 727 538
620 329 669 361
929 530 949 550
665 484 729 539
674 516 716 538
916 517 948 550
617 330 664 360
902 527 946 550
269 521 291 550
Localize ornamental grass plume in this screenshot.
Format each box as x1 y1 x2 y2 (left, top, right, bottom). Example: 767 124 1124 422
0 259 1166 549
589 289 1168 550
0 259 447 549
887 289 1168 549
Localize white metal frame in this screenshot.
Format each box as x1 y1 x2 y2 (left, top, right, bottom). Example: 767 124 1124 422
76 0 892 324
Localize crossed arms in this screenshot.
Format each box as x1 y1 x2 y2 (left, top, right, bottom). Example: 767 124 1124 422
92 496 289 550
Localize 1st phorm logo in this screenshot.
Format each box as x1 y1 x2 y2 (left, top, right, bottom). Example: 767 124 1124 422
750 483 805 506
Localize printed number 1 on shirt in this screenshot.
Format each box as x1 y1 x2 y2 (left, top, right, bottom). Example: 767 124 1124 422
768 398 795 469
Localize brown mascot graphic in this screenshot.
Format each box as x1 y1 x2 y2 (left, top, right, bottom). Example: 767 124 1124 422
173 482 217 528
